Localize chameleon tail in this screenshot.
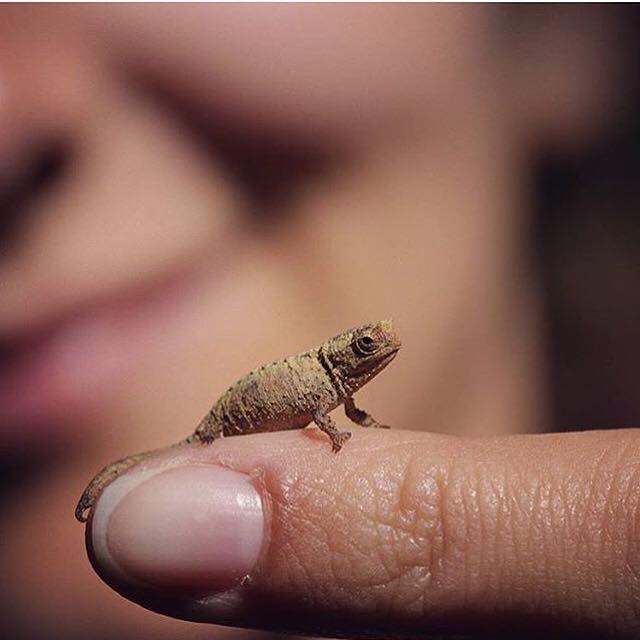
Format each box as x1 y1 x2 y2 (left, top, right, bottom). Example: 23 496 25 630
194 410 224 442
74 434 197 523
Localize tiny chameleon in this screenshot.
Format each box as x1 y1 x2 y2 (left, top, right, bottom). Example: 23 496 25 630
75 320 401 522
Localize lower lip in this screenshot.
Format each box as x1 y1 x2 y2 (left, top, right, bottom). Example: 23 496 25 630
0 261 212 447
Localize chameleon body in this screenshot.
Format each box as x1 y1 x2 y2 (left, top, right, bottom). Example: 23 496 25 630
75 320 401 522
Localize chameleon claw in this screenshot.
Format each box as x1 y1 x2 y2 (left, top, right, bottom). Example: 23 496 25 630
331 431 352 453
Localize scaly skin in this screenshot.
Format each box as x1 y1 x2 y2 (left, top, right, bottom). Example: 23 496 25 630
75 320 401 522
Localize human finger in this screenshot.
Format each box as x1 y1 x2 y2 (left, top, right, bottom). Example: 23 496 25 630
85 426 640 638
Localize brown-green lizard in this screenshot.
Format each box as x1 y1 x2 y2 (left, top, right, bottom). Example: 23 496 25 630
75 320 401 522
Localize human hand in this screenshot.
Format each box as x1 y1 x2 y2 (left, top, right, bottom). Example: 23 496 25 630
85 426 640 638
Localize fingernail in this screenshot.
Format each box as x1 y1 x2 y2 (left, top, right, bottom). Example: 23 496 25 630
92 465 264 592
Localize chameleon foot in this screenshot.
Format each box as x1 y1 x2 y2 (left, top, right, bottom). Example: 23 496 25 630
313 411 352 453
344 396 390 428
331 430 352 453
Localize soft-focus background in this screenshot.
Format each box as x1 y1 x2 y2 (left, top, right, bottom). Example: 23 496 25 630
1 5 639 639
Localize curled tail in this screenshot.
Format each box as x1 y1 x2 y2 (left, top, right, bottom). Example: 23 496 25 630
75 434 197 523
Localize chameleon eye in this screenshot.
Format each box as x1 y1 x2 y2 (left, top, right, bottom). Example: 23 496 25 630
353 335 378 356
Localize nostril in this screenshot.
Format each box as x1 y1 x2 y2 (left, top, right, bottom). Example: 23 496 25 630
0 137 72 244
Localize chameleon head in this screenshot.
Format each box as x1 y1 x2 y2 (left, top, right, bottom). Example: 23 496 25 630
323 320 401 395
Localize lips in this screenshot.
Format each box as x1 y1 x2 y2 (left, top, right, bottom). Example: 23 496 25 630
0 75 249 447
0 256 218 447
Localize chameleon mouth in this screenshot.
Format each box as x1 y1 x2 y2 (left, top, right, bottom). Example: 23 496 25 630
380 347 400 367
356 345 399 374
380 329 402 360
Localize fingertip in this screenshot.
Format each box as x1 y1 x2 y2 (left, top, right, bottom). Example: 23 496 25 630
89 462 265 595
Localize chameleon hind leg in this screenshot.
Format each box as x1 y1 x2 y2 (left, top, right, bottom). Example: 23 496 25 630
313 410 352 453
344 396 390 429
194 410 224 443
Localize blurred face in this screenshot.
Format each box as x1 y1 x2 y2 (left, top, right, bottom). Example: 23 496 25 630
0 5 493 445
1 4 611 640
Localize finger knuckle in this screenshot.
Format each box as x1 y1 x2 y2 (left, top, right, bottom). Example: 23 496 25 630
347 448 470 615
306 447 461 615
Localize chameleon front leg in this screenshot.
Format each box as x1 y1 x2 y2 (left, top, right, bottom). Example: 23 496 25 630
344 396 390 429
313 410 352 453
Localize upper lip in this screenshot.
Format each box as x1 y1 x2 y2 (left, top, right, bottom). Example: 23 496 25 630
0 256 201 342
0 246 223 437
